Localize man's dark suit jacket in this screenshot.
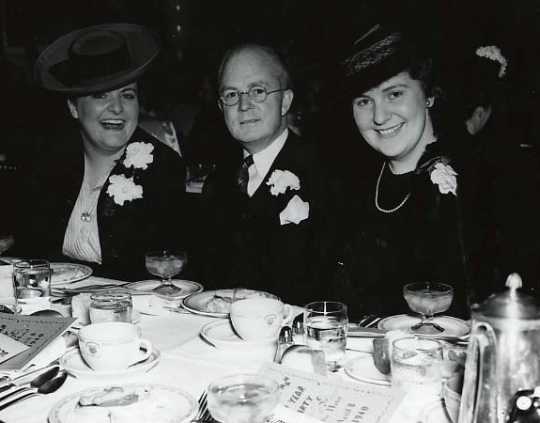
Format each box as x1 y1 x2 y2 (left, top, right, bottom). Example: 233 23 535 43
15 125 186 281
200 132 337 306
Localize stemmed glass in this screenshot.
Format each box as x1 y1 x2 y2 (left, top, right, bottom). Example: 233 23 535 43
145 250 187 297
403 282 454 334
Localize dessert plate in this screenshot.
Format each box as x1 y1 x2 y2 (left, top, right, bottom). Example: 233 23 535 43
344 353 391 386
48 383 196 423
377 314 469 338
60 347 160 379
50 263 93 286
183 288 275 318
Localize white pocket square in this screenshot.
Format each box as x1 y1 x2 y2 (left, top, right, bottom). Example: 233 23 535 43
280 194 310 225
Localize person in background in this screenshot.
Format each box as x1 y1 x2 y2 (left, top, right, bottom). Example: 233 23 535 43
331 24 495 319
456 45 540 289
15 23 187 281
200 43 337 305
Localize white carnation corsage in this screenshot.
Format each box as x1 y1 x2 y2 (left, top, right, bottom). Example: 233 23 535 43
106 174 143 205
266 169 301 196
123 142 154 170
430 162 458 196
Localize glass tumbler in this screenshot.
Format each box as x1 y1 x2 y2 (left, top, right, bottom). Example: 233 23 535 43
207 373 280 423
89 291 133 323
304 301 348 371
13 259 52 313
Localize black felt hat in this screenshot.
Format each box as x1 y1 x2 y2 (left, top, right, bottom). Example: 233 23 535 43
341 24 427 99
35 23 160 96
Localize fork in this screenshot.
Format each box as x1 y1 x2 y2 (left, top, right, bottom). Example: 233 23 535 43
192 391 210 422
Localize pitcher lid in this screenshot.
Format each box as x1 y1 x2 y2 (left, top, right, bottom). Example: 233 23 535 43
473 273 540 319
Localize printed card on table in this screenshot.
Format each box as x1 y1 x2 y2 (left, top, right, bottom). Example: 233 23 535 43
0 333 29 364
260 362 405 423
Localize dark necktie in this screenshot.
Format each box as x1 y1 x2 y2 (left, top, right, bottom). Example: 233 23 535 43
237 155 254 194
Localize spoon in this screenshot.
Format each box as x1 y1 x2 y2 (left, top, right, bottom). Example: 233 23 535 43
0 366 59 400
0 370 67 410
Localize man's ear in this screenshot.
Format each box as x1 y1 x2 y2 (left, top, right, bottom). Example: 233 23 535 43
281 89 294 116
67 99 79 119
466 105 492 135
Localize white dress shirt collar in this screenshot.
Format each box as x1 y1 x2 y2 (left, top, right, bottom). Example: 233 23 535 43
244 128 288 196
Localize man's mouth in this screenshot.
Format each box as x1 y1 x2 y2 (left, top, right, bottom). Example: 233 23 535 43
101 119 126 130
376 123 404 137
240 118 260 125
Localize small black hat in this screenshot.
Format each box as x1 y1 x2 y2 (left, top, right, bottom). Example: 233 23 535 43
341 24 427 98
35 23 160 96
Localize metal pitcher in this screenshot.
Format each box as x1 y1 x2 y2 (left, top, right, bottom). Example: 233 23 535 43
459 273 540 423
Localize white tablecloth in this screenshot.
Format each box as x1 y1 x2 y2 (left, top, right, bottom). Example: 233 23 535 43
1 279 457 423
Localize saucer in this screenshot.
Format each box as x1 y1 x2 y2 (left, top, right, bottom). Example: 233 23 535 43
60 347 160 378
200 320 277 350
125 279 203 298
344 353 391 386
377 314 469 338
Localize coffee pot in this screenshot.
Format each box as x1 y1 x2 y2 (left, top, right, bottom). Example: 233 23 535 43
459 273 540 423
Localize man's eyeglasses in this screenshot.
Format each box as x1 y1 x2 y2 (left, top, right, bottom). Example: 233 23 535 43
219 86 287 106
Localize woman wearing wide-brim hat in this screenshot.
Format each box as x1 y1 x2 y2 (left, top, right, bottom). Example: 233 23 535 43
15 23 188 281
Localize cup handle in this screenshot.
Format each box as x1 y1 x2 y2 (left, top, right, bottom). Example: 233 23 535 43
135 339 153 364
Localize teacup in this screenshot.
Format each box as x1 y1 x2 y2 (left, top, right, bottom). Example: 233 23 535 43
230 297 290 341
78 322 152 371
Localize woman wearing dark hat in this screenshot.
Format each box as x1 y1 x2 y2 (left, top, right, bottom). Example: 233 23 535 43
15 23 187 281
331 24 495 319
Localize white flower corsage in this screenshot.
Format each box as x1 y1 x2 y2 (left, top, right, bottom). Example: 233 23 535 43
123 142 154 170
106 174 143 206
280 194 310 225
266 170 300 196
430 162 458 196
476 45 508 78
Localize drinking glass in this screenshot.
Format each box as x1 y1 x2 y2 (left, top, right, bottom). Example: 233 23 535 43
403 282 454 334
207 373 280 423
145 250 187 297
304 301 348 372
13 259 51 314
89 291 133 323
391 337 444 407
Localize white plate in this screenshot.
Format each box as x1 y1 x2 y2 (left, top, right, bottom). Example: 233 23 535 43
377 314 470 338
48 383 196 423
182 288 275 318
200 319 276 349
344 353 391 386
60 347 160 379
125 279 203 298
51 263 93 286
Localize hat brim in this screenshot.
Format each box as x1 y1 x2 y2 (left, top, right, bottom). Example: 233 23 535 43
35 23 160 96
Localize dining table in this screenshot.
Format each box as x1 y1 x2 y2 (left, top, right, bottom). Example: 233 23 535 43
0 275 460 423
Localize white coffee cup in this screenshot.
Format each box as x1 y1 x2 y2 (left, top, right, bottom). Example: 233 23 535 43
230 297 290 341
78 322 152 371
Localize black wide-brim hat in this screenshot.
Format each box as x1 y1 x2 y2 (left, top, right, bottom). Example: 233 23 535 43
35 23 160 96
339 24 428 100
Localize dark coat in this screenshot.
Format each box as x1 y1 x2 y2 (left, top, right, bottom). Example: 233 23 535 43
15 125 187 281
200 132 338 306
332 139 495 319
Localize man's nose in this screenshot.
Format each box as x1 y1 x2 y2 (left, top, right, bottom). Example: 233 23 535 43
238 91 252 111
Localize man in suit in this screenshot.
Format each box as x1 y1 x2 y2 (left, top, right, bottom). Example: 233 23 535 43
201 44 335 305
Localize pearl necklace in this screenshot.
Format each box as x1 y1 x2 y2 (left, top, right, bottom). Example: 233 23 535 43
374 161 411 213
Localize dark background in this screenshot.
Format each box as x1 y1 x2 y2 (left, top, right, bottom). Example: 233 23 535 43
1 0 539 154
